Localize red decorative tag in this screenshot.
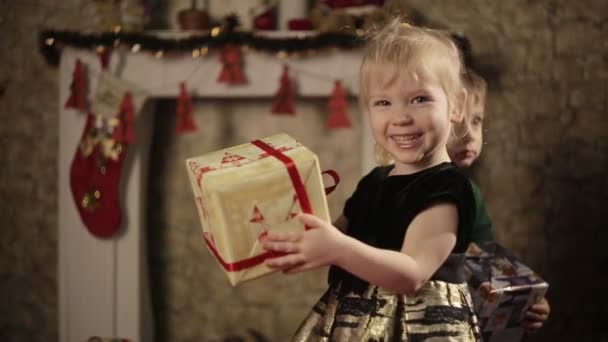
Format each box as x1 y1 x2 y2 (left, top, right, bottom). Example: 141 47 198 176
64 59 87 112
113 92 136 143
271 65 295 115
326 80 352 129
217 45 248 85
175 82 198 133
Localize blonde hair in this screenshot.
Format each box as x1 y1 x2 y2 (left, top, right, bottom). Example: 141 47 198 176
463 68 487 119
359 19 467 165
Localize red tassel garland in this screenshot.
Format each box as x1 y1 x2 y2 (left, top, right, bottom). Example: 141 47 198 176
326 80 351 129
217 45 248 85
271 65 295 115
176 82 198 133
65 59 87 111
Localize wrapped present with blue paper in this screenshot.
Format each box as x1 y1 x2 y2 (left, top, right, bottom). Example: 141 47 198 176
465 242 549 342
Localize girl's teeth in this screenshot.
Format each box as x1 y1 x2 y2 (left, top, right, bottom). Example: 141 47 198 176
393 135 419 142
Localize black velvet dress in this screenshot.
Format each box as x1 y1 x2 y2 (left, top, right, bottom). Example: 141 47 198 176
293 162 481 341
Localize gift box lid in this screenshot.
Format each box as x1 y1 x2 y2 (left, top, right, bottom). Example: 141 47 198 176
465 242 548 293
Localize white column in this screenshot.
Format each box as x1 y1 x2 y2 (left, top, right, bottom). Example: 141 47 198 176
59 50 117 342
278 0 308 30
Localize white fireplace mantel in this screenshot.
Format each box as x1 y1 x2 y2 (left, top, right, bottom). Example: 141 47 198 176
58 43 376 342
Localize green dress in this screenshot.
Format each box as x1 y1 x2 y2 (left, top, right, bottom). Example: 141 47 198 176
469 180 494 244
293 163 481 341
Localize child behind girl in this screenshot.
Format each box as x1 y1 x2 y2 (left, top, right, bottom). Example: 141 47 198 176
262 19 480 341
447 68 551 332
448 70 494 243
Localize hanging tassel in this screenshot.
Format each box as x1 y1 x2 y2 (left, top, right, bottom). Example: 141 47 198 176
326 80 351 129
217 45 247 85
65 59 87 111
271 65 295 115
97 47 112 70
113 91 136 144
176 82 198 133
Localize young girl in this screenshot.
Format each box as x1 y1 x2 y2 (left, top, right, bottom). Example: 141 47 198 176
262 20 480 341
447 68 551 332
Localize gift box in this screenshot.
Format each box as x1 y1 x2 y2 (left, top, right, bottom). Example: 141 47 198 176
465 242 549 342
185 133 332 286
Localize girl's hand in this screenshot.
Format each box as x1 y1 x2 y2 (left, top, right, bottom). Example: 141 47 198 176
522 297 550 332
260 213 346 274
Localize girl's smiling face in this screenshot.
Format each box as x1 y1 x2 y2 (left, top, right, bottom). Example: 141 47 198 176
367 69 458 175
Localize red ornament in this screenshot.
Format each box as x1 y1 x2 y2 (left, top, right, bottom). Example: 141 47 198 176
70 113 127 238
271 65 295 115
64 59 87 111
113 92 136 144
253 8 277 30
288 19 312 31
175 82 198 133
97 47 112 70
217 45 248 85
326 80 352 129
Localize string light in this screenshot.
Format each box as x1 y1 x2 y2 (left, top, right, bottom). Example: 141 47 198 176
192 49 200 58
211 27 221 37
40 30 364 66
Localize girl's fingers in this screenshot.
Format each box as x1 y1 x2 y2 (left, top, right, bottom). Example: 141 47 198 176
261 241 299 254
261 231 301 242
265 253 305 269
522 320 543 331
296 213 326 228
528 303 550 315
525 310 547 322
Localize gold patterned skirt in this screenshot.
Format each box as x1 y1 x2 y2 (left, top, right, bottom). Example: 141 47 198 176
293 280 480 342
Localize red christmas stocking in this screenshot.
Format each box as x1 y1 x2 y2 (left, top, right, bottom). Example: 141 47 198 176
326 80 352 129
70 113 127 238
271 65 295 115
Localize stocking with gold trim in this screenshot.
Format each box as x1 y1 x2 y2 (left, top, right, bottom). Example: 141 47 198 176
70 112 127 238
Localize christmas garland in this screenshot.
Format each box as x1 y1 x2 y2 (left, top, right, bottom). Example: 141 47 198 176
39 29 364 66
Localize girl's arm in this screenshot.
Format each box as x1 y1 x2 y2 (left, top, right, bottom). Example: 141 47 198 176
262 203 458 295
333 214 348 233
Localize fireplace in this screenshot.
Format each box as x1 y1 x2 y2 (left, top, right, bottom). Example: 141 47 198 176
57 45 373 341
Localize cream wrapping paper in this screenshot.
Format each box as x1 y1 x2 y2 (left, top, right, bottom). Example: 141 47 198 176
185 133 331 286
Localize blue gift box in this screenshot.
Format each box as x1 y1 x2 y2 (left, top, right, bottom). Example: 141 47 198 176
465 242 549 342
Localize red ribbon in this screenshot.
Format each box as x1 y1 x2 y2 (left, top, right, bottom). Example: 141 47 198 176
203 232 281 272
201 139 313 272
251 139 313 216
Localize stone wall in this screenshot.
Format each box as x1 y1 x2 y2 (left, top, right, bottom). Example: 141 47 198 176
1 1 607 341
